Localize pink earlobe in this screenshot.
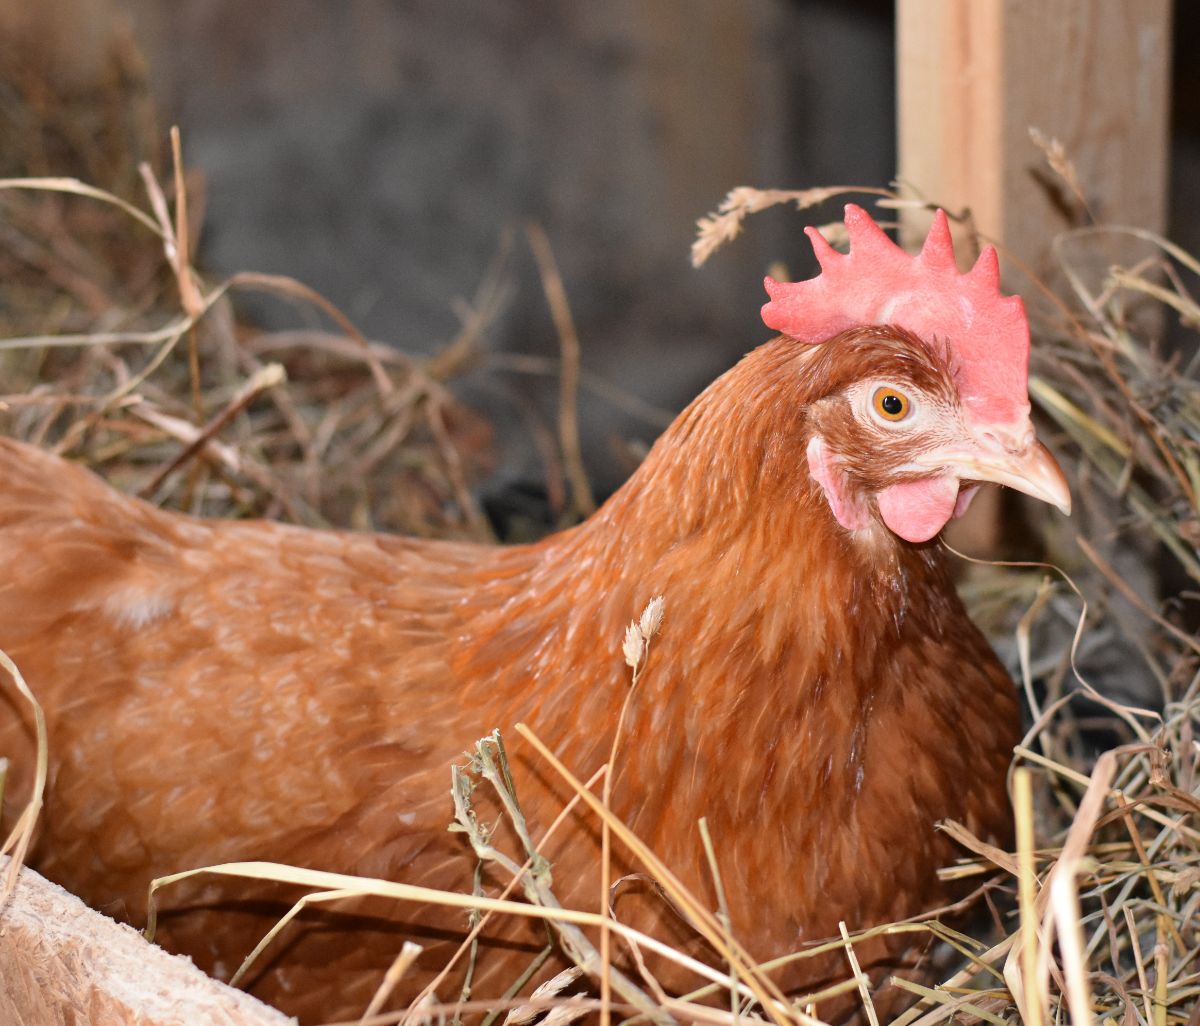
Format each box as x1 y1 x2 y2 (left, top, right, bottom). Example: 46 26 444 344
807 437 871 533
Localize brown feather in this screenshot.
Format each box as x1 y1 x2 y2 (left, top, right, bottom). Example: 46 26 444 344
0 327 1018 1022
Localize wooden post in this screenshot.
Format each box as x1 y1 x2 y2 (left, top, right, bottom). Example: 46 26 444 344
896 0 1172 556
897 0 1172 280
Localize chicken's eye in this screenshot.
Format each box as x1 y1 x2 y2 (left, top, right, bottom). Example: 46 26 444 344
872 387 911 422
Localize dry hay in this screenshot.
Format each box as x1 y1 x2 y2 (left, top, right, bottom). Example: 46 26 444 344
0 33 498 541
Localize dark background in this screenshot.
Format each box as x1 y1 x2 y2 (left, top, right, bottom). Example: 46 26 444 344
6 1 1197 508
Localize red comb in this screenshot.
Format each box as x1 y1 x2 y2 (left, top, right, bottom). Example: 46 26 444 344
762 204 1030 431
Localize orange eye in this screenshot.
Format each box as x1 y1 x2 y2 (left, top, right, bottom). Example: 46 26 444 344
872 387 911 422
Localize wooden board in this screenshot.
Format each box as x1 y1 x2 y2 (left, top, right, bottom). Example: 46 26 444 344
896 0 1172 556
896 0 1172 280
0 858 294 1026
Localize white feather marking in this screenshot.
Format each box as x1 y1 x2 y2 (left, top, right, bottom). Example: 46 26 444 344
103 587 175 629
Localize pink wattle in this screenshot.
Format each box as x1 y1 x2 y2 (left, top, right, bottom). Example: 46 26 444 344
876 477 960 543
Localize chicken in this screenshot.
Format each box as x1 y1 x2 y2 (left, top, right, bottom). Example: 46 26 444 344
0 205 1070 1023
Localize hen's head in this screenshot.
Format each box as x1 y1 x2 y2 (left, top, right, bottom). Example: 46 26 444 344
764 205 1070 543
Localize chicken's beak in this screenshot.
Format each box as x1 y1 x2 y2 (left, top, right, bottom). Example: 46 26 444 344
925 436 1072 515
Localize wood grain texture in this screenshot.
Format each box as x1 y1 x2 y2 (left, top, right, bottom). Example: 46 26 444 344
897 0 1171 557
0 858 294 1026
897 0 1172 279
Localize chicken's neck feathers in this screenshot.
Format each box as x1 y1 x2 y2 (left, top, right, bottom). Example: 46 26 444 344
498 333 948 664
447 336 986 858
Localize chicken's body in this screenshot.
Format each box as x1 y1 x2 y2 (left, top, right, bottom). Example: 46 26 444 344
0 209 1071 1023
0 329 1025 1021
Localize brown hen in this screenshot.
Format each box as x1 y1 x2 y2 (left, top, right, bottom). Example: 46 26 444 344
0 206 1069 1023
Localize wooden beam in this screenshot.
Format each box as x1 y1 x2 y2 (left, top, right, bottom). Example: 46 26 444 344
897 0 1172 279
897 0 1172 558
0 859 294 1026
